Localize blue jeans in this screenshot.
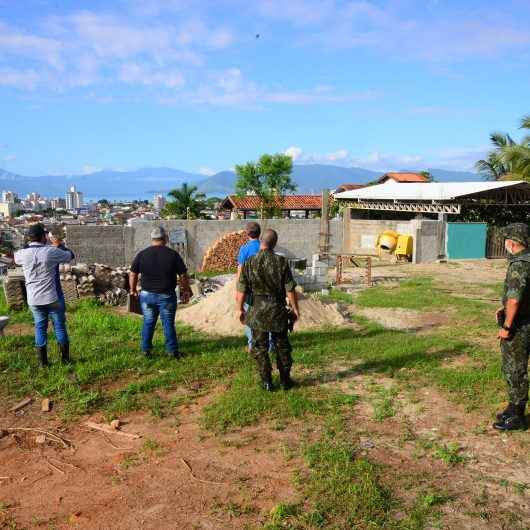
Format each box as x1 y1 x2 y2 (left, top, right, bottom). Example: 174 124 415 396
140 291 178 354
29 298 69 348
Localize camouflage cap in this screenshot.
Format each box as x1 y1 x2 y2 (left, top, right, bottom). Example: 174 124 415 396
502 223 530 246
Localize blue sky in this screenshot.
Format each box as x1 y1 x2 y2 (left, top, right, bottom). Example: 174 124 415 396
1 0 530 177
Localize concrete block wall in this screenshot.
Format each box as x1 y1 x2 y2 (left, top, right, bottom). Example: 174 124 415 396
66 225 131 267
67 218 343 271
342 211 441 263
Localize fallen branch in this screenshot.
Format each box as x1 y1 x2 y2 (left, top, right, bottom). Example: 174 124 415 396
9 397 33 413
179 458 226 486
85 421 141 440
5 427 72 448
26 471 52 486
45 459 66 475
48 457 85 473
101 433 135 451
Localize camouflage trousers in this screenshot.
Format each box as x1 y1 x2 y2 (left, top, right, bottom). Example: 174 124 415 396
250 329 292 381
501 322 530 406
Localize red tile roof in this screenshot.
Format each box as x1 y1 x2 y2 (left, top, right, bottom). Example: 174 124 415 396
378 172 429 183
334 184 366 193
222 195 322 210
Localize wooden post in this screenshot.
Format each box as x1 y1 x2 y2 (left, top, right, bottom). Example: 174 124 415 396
319 189 330 260
365 257 372 286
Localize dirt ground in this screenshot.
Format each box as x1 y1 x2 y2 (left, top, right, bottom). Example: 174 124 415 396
0 392 304 529
2 259 528 530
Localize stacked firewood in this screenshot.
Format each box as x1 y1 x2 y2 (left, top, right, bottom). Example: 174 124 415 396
201 230 248 272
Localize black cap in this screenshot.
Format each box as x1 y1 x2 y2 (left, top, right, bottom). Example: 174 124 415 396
27 223 47 239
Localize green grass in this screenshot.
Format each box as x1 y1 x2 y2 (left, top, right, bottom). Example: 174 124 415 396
202 366 357 432
0 273 513 529
263 415 445 530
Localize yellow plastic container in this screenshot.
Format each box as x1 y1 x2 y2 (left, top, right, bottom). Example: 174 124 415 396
395 234 413 258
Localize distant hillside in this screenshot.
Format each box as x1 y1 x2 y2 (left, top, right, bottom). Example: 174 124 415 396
197 165 482 196
0 165 483 200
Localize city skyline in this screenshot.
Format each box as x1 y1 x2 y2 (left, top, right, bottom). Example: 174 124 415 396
1 1 530 178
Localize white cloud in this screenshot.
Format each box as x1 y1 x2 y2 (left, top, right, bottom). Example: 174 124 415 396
82 164 101 174
0 69 42 90
3 154 16 162
255 0 530 63
284 146 303 161
281 144 488 172
0 10 232 91
118 63 185 88
198 166 216 176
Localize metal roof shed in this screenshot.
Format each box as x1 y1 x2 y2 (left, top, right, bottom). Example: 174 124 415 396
334 180 530 214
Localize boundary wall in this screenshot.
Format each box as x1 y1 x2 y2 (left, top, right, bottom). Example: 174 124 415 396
66 219 343 270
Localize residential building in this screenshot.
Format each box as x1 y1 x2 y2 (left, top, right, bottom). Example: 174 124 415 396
0 202 15 218
153 194 166 210
221 194 323 219
376 172 430 184
66 186 84 210
51 197 66 210
1 190 17 203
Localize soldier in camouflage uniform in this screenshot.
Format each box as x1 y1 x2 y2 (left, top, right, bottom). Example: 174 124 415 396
236 229 301 391
494 223 530 431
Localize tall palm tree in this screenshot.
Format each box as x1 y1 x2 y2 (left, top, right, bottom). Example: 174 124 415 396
163 183 206 219
476 115 530 182
475 132 516 180
502 115 530 181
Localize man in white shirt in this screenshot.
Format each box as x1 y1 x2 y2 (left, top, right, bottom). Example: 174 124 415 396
14 223 74 366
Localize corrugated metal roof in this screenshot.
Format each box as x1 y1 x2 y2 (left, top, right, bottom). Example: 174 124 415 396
334 180 530 201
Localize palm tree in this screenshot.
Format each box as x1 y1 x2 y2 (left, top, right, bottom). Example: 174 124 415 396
162 183 206 219
502 115 530 181
475 132 516 180
476 115 530 182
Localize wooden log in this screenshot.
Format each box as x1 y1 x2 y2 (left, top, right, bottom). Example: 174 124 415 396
84 421 141 439
10 397 33 412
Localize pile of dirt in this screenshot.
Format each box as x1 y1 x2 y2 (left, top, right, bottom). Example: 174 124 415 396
177 277 347 335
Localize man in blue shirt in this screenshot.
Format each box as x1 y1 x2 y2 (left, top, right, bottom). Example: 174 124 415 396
237 222 270 351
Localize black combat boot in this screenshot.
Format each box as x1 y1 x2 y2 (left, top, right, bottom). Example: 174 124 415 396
496 403 516 421
493 403 527 431
261 377 274 392
36 346 49 367
279 369 295 391
259 368 274 391
59 343 71 363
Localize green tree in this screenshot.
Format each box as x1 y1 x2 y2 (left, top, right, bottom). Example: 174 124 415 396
162 183 206 219
419 170 434 182
235 153 296 218
501 114 530 181
475 115 530 182
475 132 517 180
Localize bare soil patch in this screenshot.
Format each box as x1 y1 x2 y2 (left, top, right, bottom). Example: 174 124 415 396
3 322 34 336
353 306 451 332
0 393 302 530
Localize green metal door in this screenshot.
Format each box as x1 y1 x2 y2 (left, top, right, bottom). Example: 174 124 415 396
447 222 487 259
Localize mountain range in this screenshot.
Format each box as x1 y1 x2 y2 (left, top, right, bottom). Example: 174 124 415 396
0 165 483 201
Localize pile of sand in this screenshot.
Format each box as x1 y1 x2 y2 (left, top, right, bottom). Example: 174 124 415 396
177 277 347 336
